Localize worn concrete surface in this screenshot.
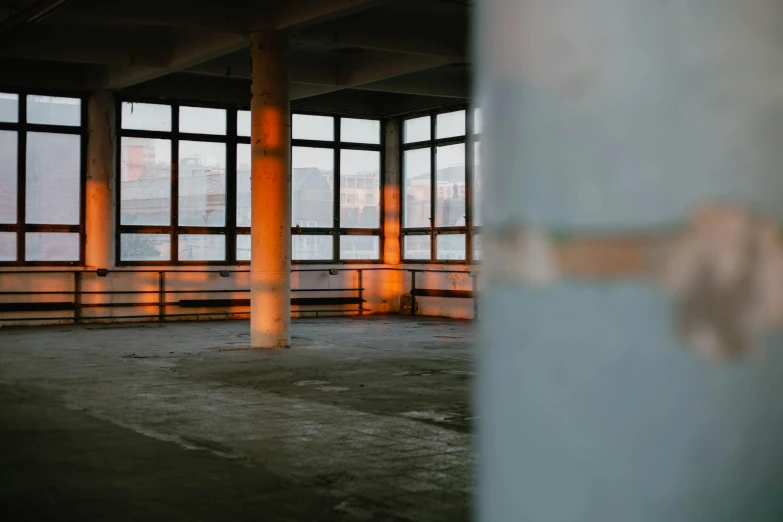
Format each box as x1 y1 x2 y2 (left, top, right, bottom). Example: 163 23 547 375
0 316 474 521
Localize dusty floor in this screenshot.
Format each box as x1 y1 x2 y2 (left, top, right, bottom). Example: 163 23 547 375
0 316 474 521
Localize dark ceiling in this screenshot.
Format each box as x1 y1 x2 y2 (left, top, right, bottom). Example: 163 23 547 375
0 0 472 116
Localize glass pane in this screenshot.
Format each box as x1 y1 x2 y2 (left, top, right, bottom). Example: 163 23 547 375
404 116 430 143
293 235 333 261
403 148 431 228
404 235 430 260
27 95 80 126
120 234 170 261
237 110 250 137
340 118 380 144
473 140 482 226
473 107 482 134
0 131 17 223
340 235 379 260
237 143 251 227
436 234 466 261
292 114 333 141
120 137 171 225
179 106 226 135
436 110 466 139
179 141 226 227
26 132 80 225
178 234 226 261
0 93 18 123
436 143 465 227
473 233 482 262
121 102 171 131
25 232 79 261
340 150 380 228
292 147 333 227
0 232 15 261
237 234 250 261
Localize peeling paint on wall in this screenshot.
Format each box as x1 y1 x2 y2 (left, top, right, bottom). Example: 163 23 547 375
484 203 783 359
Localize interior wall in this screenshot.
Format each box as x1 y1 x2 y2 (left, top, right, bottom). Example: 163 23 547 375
0 262 478 325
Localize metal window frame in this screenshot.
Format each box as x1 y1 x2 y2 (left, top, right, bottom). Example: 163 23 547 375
400 104 481 264
116 97 234 266
116 98 384 265
0 89 87 266
288 113 384 264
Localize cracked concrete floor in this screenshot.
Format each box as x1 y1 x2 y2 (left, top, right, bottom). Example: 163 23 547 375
0 316 475 521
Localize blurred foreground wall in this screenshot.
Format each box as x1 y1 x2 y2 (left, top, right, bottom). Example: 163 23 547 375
476 1 783 520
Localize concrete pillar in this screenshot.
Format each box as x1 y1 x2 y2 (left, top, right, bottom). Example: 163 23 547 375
383 118 401 265
478 1 783 520
249 31 291 348
84 91 115 268
381 118 404 311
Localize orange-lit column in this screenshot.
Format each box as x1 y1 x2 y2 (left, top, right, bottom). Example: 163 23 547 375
383 119 401 265
250 31 291 348
381 118 405 311
85 91 115 268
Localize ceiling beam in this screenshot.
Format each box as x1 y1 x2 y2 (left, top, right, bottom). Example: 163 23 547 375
118 73 343 108
0 0 72 34
184 51 458 99
255 0 388 30
338 53 455 89
356 71 469 98
70 0 387 89
96 31 248 89
0 25 171 66
0 58 90 90
291 28 466 60
54 0 248 32
120 73 467 117
186 52 341 87
59 0 387 32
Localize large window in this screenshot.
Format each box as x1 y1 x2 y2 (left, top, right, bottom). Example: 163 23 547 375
0 92 85 265
401 107 480 263
287 113 382 262
118 101 382 264
118 101 229 263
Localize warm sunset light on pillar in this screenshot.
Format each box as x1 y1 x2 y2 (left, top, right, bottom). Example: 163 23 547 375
383 120 401 265
85 91 115 269
250 30 291 348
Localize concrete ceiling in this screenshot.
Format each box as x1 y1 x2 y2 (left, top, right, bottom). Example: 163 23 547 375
0 0 472 116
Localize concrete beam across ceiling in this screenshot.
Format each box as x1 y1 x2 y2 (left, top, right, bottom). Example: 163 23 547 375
184 51 464 100
48 0 391 89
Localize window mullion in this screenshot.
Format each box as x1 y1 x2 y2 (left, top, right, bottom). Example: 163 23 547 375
430 114 436 262
226 109 238 265
171 103 180 263
16 94 26 263
333 117 340 262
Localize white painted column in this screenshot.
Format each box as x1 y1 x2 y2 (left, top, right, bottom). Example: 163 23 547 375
249 30 291 348
478 0 783 520
84 91 115 268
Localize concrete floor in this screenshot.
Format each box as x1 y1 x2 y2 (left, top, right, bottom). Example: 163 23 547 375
0 316 474 521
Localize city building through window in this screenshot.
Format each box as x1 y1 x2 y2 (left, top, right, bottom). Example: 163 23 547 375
118 101 382 264
402 107 481 263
